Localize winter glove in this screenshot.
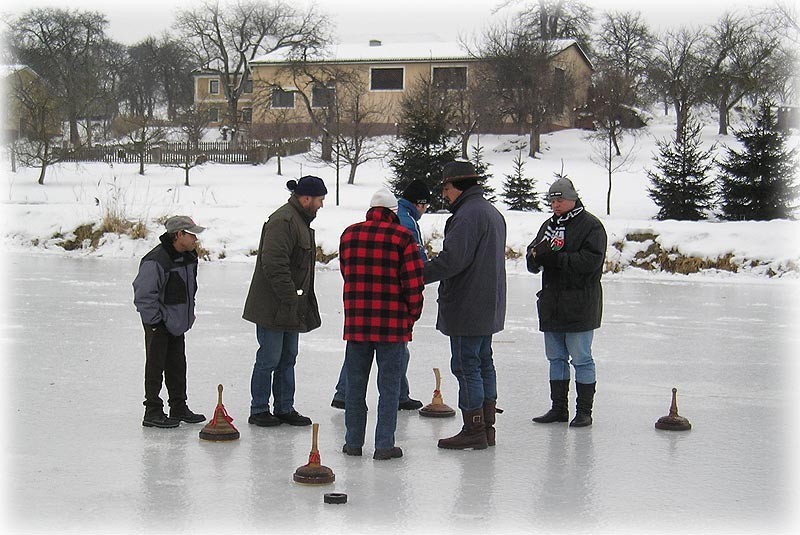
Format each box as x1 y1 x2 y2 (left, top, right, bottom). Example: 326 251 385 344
535 249 558 268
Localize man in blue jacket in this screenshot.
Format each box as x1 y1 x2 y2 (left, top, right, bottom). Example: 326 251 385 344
424 161 507 450
331 180 431 411
133 216 207 428
527 177 607 427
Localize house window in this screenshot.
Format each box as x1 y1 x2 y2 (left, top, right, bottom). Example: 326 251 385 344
432 66 467 90
241 107 252 123
370 68 404 91
208 107 219 122
242 79 253 94
271 88 295 108
312 85 335 108
209 79 220 95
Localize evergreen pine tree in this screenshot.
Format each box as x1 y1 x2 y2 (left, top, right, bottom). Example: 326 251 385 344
646 117 716 221
388 80 459 212
717 101 799 220
470 141 497 203
502 149 540 211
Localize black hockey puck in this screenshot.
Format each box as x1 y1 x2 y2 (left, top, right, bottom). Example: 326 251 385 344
324 492 347 504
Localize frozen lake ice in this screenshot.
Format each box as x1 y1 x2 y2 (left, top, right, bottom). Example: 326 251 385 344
2 254 798 534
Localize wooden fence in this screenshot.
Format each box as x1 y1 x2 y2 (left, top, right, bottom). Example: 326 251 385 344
58 139 311 164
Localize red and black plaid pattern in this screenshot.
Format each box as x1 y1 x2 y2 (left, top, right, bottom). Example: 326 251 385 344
339 207 424 342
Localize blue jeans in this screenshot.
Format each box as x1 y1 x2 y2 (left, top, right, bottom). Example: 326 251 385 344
343 341 403 450
334 343 411 402
544 330 596 383
449 335 497 411
250 326 299 416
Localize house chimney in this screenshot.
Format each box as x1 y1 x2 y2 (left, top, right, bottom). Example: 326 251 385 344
369 39 382 47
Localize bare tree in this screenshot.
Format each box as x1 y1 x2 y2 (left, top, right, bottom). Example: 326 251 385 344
498 0 594 51
279 62 342 161
332 75 387 185
11 70 64 185
648 28 706 141
160 106 210 186
116 115 167 175
154 36 195 121
175 0 330 144
587 121 637 216
594 10 654 108
701 13 781 135
120 38 162 118
9 8 118 147
479 21 575 156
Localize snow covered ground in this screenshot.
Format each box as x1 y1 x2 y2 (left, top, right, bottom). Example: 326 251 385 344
2 254 799 534
1 118 798 278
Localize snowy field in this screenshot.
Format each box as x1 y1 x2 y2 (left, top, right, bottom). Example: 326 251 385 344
1 118 799 278
2 254 799 534
2 115 800 533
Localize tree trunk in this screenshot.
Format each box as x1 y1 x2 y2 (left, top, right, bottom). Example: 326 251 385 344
277 153 282 176
38 162 47 185
460 133 470 160
348 163 358 185
139 151 145 175
606 133 613 216
69 117 80 147
528 125 541 157
320 132 333 162
717 94 729 135
185 167 190 186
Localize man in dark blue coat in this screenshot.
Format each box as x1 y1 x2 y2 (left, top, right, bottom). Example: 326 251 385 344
424 161 507 450
527 177 607 427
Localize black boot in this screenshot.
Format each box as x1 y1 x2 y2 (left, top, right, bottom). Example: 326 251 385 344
143 408 180 428
438 408 488 450
483 400 497 447
532 380 569 423
169 403 206 423
570 382 596 427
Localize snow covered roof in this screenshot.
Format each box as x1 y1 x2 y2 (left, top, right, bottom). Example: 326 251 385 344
251 38 583 65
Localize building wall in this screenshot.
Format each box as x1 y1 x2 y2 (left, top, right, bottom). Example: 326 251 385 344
192 44 593 137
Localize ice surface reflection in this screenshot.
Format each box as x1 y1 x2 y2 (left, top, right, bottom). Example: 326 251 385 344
2 254 798 534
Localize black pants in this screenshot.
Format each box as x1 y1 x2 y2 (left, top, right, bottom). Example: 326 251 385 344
143 324 187 412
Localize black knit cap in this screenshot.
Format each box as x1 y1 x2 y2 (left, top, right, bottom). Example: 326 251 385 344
441 160 479 184
401 179 431 204
287 175 327 196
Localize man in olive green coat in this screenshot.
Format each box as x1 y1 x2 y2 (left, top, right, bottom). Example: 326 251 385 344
243 176 327 427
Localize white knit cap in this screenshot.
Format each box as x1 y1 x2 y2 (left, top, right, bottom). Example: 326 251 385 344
369 188 398 211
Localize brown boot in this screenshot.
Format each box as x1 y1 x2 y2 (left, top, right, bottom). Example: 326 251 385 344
437 408 488 450
483 400 497 447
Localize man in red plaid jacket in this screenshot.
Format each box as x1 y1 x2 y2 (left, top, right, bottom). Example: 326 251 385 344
339 188 424 460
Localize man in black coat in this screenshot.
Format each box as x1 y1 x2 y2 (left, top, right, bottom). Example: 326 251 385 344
424 161 507 449
526 178 607 427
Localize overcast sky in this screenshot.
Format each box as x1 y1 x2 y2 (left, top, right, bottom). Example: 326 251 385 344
4 0 778 46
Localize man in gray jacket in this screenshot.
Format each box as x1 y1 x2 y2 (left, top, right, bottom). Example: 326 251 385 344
424 161 507 450
133 215 207 428
243 176 326 427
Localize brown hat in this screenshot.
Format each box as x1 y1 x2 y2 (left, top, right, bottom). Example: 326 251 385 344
441 161 479 184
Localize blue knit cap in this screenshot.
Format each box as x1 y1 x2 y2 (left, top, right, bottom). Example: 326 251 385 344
288 175 327 196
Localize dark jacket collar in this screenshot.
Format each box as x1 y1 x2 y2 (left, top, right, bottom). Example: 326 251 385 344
159 232 197 263
449 185 485 213
288 195 316 224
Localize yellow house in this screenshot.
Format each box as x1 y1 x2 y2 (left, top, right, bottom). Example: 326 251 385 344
193 39 593 139
2 64 50 143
